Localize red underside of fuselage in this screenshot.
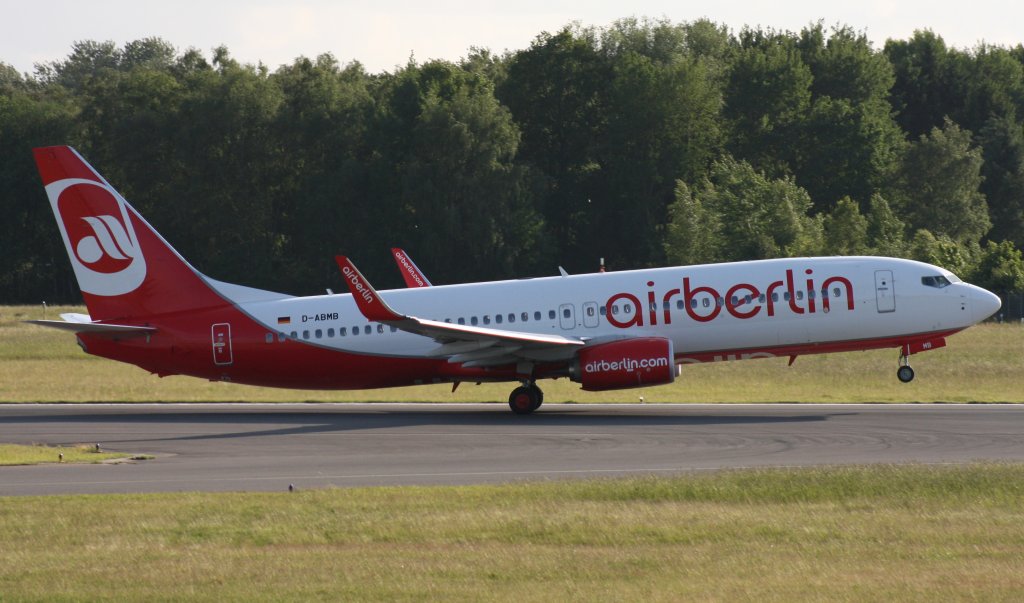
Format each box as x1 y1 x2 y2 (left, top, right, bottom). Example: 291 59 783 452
79 321 962 390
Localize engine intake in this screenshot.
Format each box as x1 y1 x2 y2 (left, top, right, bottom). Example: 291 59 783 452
570 337 676 391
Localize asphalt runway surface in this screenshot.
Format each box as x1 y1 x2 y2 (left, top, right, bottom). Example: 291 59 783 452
2 403 1023 496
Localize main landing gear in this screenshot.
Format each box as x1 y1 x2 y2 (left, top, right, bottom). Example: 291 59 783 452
897 350 915 383
509 382 544 415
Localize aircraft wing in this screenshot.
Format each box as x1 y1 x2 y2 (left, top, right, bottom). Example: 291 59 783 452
335 256 584 367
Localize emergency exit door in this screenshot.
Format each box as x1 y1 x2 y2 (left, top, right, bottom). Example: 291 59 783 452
212 323 233 365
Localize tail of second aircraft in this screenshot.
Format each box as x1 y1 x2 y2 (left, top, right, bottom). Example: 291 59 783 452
34 146 229 322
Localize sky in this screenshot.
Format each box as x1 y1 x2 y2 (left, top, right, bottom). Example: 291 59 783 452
2 0 1022 75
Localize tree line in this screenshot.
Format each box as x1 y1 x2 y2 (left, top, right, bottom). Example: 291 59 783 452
2 18 1024 305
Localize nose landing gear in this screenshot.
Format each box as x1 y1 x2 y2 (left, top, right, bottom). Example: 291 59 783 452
508 382 544 414
897 349 915 383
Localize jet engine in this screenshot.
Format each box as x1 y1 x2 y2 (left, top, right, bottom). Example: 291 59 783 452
569 337 676 391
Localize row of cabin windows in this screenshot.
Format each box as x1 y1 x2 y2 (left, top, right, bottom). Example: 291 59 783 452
262 288 847 343
264 309 559 343
604 287 847 315
264 324 400 343
447 309 556 326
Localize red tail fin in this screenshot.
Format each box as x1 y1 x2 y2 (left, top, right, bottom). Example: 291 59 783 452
391 247 432 287
34 146 226 321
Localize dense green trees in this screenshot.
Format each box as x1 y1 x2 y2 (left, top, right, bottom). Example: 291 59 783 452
2 18 1024 305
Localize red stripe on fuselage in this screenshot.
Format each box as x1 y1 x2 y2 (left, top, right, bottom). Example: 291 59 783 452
677 329 961 364
80 300 961 389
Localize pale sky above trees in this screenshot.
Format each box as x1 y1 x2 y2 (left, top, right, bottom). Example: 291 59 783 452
2 0 1022 76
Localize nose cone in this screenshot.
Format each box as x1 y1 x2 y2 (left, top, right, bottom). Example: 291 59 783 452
971 285 1002 322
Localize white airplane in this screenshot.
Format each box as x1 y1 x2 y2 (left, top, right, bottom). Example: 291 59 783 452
31 146 1002 413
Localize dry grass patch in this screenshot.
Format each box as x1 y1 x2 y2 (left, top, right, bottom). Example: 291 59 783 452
0 443 136 465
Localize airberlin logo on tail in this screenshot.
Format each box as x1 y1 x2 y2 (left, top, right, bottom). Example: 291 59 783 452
46 178 146 296
393 250 426 287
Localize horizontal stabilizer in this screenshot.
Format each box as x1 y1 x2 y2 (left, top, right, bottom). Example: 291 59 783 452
27 319 156 336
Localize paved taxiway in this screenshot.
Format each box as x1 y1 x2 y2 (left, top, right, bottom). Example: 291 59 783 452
2 403 1023 496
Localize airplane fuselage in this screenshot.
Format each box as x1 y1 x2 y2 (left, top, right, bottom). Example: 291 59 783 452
80 256 989 389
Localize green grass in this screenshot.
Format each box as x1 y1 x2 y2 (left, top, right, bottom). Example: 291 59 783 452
2 304 1022 403
1 464 1023 601
0 442 134 465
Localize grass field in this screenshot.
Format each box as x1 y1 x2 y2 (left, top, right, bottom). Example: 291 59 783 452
1 463 1022 601
3 306 1024 600
0 442 134 465
2 305 1022 403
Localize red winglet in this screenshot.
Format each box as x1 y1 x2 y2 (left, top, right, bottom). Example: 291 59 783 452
335 256 404 322
391 247 432 287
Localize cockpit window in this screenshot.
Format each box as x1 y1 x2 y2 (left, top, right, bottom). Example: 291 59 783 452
921 275 952 288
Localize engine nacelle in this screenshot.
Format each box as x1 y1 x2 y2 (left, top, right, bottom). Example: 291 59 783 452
570 337 676 391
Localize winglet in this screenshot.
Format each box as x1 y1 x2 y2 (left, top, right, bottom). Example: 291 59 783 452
391 248 432 287
335 256 405 322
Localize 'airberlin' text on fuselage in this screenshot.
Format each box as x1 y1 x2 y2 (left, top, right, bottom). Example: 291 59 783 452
605 268 855 329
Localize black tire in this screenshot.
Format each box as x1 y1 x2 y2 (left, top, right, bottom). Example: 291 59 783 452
528 384 544 411
509 386 539 415
897 365 915 383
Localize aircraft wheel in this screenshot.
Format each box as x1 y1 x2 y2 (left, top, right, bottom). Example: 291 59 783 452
509 386 540 415
528 383 544 411
897 365 915 383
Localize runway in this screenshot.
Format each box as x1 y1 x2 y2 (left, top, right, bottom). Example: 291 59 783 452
2 403 1023 496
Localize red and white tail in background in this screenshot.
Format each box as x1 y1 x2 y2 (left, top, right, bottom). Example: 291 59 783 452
34 146 227 322
391 248 432 287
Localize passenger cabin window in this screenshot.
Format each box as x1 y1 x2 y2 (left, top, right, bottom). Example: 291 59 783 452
315 329 322 338
534 311 542 321
265 333 273 344
327 328 335 338
364 325 371 335
922 275 952 288
340 327 347 336
521 312 529 322
548 310 556 320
